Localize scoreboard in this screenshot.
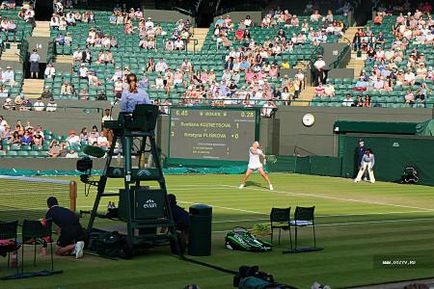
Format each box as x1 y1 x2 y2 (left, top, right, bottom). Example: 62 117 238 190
169 108 260 162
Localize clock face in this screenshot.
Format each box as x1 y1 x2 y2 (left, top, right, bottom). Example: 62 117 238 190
302 113 315 127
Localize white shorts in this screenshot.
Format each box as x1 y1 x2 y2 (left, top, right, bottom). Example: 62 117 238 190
248 164 263 170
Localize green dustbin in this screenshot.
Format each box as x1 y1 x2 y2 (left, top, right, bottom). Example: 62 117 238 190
188 204 212 256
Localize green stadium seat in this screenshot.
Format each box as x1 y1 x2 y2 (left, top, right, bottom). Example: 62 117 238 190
6 151 18 157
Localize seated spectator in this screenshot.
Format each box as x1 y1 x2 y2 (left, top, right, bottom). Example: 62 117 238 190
404 90 415 105
50 13 60 29
2 66 15 86
33 98 45 111
88 125 99 145
65 149 78 158
48 140 64 158
363 95 372 107
78 64 89 79
46 98 57 112
33 129 44 146
373 12 383 25
55 33 65 45
324 84 335 97
60 81 74 96
44 63 56 79
174 37 185 50
72 48 82 62
64 33 72 46
79 127 88 143
20 130 32 145
155 58 168 73
41 86 53 99
11 131 20 144
261 100 277 117
314 83 325 97
0 85 9 97
88 71 102 87
2 96 14 110
342 94 354 107
66 130 80 146
97 131 109 148
78 88 89 100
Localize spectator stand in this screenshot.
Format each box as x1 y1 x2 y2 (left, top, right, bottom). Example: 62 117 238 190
311 11 434 108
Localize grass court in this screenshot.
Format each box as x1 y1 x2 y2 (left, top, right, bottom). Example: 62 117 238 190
3 173 434 289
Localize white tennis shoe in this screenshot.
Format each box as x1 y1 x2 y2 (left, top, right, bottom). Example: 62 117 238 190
75 241 84 259
239 184 245 189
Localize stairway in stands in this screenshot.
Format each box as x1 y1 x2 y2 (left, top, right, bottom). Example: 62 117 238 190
341 26 365 78
0 42 21 62
187 28 209 52
22 21 50 98
294 26 363 106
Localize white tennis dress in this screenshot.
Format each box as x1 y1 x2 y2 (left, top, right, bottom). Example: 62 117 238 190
248 147 264 170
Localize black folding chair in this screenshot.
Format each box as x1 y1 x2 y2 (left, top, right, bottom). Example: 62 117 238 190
0 221 20 273
283 206 322 253
21 220 54 272
270 207 291 246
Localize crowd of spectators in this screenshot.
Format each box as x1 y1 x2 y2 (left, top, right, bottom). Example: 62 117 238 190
317 10 433 107
107 7 192 50
2 94 57 112
212 9 345 51
0 117 47 149
0 114 111 157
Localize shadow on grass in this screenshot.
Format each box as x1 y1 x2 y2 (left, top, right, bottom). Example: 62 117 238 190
245 181 268 189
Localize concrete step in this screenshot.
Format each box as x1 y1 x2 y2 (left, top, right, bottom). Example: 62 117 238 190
188 28 209 52
22 79 45 98
340 26 362 44
294 86 316 106
55 55 73 64
32 21 51 37
0 43 21 62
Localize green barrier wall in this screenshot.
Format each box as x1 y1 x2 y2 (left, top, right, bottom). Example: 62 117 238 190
310 156 342 177
267 155 343 177
339 136 434 186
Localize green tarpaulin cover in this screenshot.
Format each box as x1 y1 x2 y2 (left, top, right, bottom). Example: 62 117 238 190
416 119 434 136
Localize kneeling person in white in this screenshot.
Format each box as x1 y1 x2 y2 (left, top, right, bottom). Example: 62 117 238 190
355 149 375 183
239 141 273 190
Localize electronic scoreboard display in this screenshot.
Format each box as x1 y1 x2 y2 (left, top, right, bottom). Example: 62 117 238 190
169 108 260 162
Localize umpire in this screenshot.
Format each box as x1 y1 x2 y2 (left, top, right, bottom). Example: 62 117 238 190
45 196 86 258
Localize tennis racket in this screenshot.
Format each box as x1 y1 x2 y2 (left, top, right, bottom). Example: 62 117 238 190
265 155 277 165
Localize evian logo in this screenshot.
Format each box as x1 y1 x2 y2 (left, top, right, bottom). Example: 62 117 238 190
143 199 157 209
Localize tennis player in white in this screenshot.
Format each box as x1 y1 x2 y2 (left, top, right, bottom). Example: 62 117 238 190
239 141 273 190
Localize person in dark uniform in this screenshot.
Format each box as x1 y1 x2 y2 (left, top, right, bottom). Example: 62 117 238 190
44 196 86 258
167 194 189 254
355 139 367 180
167 194 189 233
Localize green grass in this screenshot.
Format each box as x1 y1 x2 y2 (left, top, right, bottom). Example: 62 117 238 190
3 173 434 289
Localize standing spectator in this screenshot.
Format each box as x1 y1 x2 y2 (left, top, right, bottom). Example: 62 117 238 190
29 49 41 78
313 55 326 85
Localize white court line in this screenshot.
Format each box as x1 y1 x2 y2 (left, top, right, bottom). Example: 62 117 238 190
178 201 265 215
221 185 434 212
211 216 434 233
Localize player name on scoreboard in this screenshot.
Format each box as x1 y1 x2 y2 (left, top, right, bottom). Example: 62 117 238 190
169 108 258 161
